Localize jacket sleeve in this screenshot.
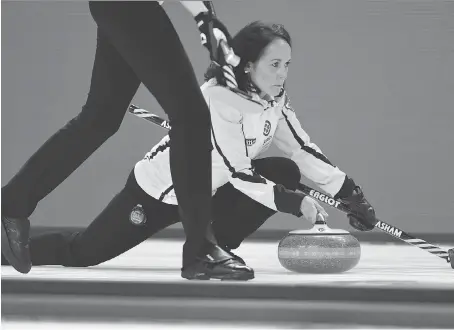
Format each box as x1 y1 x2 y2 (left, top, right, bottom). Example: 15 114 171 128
204 86 306 216
273 93 347 197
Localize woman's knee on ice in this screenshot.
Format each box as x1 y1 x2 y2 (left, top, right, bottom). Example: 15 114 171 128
60 231 106 267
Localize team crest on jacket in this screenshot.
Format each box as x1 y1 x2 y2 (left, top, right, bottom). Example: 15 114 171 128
130 204 147 226
263 120 272 136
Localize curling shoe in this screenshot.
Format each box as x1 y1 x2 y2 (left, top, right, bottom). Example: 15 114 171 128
1 215 32 274
181 244 254 281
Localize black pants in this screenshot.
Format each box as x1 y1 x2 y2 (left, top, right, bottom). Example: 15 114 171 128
1 157 300 268
1 2 212 267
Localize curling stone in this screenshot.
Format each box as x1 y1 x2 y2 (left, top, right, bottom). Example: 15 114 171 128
278 215 361 273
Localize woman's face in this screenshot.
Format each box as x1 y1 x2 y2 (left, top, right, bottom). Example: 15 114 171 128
248 38 292 98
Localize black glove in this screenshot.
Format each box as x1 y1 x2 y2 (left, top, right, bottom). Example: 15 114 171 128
336 177 377 231
195 11 233 65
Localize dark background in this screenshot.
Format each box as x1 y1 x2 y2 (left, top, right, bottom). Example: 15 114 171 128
2 1 453 235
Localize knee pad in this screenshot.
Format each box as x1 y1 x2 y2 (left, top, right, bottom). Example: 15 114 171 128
59 232 84 267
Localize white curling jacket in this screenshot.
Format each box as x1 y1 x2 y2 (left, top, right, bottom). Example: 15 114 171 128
134 79 347 216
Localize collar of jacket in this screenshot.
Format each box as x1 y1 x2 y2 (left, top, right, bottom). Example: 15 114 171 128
248 90 286 110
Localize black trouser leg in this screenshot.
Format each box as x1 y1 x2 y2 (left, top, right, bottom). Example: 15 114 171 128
1 171 180 267
212 157 301 250
88 2 212 267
